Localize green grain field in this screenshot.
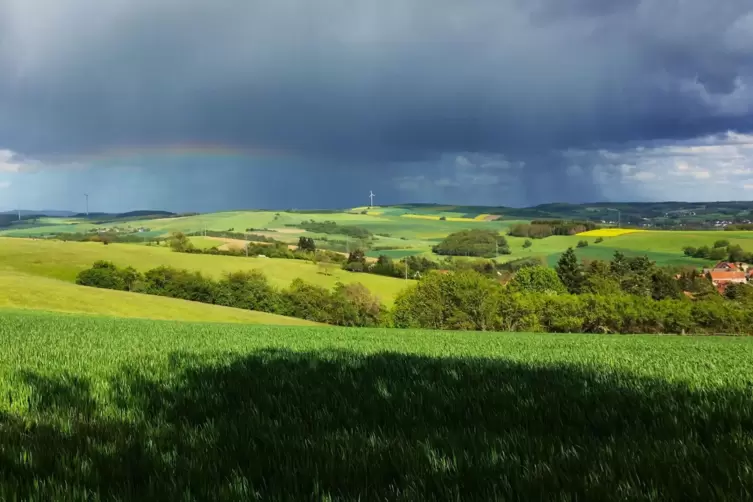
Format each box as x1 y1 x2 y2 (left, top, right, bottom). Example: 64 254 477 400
0 310 751 500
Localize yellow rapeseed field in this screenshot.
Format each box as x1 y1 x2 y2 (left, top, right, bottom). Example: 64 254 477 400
400 214 441 220
577 228 649 237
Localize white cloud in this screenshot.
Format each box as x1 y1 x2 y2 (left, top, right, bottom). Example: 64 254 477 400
454 155 473 168
675 160 691 172
584 132 753 201
0 150 27 173
0 181 11 189
0 148 90 174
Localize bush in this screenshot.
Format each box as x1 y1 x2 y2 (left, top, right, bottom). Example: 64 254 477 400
280 279 335 324
523 239 532 249
76 261 129 291
576 240 589 248
392 270 502 330
594 237 604 244
506 266 567 295
330 282 385 327
144 267 216 303
168 232 194 252
214 270 281 312
708 247 728 261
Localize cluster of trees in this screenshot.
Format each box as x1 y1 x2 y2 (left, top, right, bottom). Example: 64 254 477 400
555 248 693 300
297 236 316 252
508 220 598 239
292 220 373 240
51 232 156 245
683 241 753 262
432 230 511 257
392 268 753 334
76 262 385 327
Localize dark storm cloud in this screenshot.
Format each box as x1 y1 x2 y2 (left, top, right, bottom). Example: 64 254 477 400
1 0 752 209
2 0 752 157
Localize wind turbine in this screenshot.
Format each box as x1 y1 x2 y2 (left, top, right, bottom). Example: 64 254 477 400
84 194 89 217
369 190 375 208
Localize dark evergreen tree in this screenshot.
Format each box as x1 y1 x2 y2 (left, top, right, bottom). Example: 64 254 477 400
555 247 584 294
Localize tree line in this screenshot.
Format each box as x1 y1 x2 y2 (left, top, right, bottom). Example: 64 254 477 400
393 270 752 334
683 241 753 263
508 220 599 239
76 248 753 334
76 262 384 327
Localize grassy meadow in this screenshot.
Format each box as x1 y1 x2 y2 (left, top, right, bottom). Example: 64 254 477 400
0 271 318 325
0 310 751 499
0 238 409 305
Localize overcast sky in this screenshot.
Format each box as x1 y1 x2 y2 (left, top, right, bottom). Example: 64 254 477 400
1 0 752 212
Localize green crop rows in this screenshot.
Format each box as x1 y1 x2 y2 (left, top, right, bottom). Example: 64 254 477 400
1 309 752 500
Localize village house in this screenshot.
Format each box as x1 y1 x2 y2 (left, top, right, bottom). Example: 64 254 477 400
706 269 748 294
700 261 752 294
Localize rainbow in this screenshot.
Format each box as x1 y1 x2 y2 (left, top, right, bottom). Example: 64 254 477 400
49 144 290 164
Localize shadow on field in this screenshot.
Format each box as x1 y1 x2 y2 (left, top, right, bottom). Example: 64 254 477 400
1 349 752 500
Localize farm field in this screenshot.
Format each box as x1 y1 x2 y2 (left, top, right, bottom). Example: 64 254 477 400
2 207 751 270
0 270 317 325
541 230 753 268
0 310 751 499
0 238 409 305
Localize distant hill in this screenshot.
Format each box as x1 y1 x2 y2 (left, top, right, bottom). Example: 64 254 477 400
71 210 176 219
0 209 77 217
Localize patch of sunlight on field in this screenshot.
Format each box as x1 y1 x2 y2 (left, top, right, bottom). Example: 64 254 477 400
605 230 753 254
0 271 318 325
474 214 493 220
401 214 483 222
577 228 649 237
0 238 409 305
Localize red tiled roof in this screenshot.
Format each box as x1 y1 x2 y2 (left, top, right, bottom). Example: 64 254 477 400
709 270 747 282
714 261 739 270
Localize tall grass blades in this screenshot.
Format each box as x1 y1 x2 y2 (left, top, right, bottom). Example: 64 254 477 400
0 310 752 500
